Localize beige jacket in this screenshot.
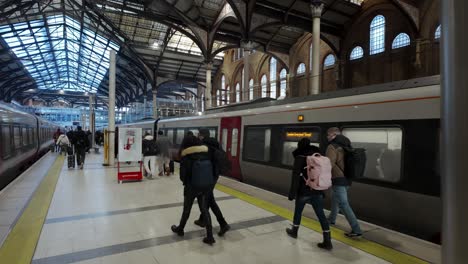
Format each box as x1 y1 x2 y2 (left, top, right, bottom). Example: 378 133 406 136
325 144 345 179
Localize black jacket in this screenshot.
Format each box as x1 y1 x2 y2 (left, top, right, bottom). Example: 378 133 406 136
288 145 322 201
202 137 222 180
179 145 211 188
74 130 89 149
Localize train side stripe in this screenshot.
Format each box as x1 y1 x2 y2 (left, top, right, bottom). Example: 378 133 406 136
0 156 64 264
215 183 429 264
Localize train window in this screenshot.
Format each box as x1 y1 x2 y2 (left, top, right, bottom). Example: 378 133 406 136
176 129 185 144
22 127 28 146
189 129 199 136
244 127 271 162
1 125 11 158
13 126 21 149
231 128 239 157
29 128 34 145
167 129 174 144
210 129 217 140
221 129 228 151
281 127 321 166
342 127 402 183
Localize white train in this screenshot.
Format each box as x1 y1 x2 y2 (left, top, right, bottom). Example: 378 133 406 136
122 76 441 243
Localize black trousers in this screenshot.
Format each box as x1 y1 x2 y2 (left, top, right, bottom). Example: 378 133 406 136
75 147 86 165
179 187 213 237
197 190 227 226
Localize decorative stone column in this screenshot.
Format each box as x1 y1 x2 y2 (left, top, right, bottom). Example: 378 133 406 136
243 49 250 101
205 62 213 109
310 0 324 95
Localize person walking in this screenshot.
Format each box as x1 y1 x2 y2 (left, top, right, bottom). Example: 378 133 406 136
74 126 89 170
286 138 333 250
156 130 172 176
142 132 158 179
326 127 363 237
56 133 70 156
53 128 62 152
171 135 215 245
193 128 230 236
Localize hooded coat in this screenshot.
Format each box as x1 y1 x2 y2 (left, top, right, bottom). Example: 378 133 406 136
179 145 211 190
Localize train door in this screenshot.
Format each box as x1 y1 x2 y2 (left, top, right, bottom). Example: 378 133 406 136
220 117 242 180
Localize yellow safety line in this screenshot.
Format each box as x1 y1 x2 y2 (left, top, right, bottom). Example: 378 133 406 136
0 155 64 264
215 183 428 264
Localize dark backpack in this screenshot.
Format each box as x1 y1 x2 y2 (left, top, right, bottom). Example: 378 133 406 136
143 140 159 156
76 135 87 148
191 159 214 189
341 146 367 180
211 147 231 175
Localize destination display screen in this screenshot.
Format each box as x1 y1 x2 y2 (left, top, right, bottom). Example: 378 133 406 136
284 127 320 142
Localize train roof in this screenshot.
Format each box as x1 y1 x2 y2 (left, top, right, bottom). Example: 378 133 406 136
160 75 440 123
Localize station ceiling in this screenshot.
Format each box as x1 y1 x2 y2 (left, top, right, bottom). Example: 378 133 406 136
0 0 366 107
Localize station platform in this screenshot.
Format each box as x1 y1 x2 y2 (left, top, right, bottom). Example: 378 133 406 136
0 150 440 264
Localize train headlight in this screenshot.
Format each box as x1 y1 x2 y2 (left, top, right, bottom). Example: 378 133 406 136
298 115 304 122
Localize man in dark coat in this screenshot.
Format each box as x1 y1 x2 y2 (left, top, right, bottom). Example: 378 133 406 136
193 128 230 236
74 126 89 170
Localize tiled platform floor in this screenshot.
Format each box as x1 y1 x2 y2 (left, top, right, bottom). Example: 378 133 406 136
32 152 389 264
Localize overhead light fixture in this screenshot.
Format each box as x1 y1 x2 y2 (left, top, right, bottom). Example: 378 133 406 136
59 89 64 94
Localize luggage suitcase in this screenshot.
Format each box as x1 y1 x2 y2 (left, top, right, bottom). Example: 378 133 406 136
68 154 75 168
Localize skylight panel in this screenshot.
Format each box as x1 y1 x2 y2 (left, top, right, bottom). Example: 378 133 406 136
0 14 120 92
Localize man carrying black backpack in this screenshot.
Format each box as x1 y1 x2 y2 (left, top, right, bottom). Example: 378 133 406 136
326 127 362 237
74 126 89 170
193 128 230 236
171 135 215 245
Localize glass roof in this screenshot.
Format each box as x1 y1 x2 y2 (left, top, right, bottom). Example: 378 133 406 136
0 14 119 92
166 30 202 56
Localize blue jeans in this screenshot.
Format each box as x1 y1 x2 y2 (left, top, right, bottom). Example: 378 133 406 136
293 194 330 232
328 185 362 234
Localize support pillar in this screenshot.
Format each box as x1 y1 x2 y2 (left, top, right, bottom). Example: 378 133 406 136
152 90 158 119
243 50 250 101
441 0 468 262
89 94 95 148
108 50 116 166
205 62 213 109
310 1 324 95
143 97 147 118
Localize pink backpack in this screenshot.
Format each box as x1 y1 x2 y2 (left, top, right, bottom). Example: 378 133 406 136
303 153 332 190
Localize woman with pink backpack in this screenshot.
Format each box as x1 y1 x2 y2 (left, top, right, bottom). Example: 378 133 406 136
286 138 333 250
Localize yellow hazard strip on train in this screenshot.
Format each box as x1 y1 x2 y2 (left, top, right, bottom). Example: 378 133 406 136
215 183 428 264
0 155 64 264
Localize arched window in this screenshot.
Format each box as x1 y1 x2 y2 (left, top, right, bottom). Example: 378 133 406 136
235 83 240 103
270 57 277 99
201 92 205 112
435 25 441 40
249 79 254 100
279 68 287 99
392 33 410 49
296 63 306 75
226 86 230 104
370 15 385 55
323 54 336 68
217 90 221 106
261 75 267 98
350 46 364 60
309 43 313 69
221 75 225 105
